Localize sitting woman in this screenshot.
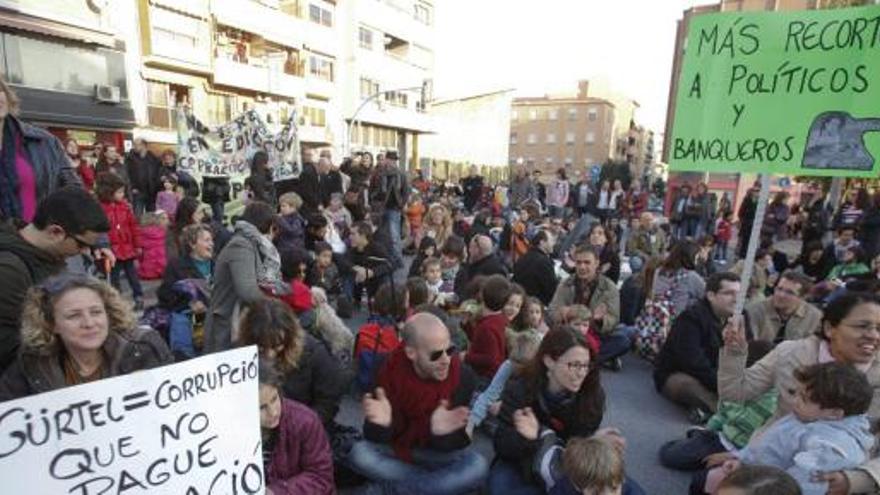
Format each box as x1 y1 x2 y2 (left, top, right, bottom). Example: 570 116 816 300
489 327 644 495
239 299 351 428
157 224 214 359
258 359 334 495
0 273 172 400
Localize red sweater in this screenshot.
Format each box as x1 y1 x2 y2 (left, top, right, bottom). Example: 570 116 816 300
466 312 508 378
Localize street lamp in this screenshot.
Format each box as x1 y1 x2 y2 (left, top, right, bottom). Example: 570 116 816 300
344 80 431 158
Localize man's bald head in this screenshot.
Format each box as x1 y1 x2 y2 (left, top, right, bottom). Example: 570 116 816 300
403 312 448 346
468 234 493 262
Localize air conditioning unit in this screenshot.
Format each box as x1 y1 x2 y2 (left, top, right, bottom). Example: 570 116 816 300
95 85 121 104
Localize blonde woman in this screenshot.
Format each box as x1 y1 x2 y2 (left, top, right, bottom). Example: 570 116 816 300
423 203 453 249
0 273 172 401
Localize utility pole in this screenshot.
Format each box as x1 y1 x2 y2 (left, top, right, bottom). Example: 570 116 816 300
344 81 430 159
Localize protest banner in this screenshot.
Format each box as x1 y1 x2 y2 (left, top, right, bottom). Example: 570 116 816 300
177 108 301 201
669 4 880 177
0 347 264 495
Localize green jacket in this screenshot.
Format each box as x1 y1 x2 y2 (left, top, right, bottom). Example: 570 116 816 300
706 392 778 448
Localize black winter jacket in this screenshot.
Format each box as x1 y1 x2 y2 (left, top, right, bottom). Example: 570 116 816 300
454 253 509 299
512 247 558 306
282 334 352 426
157 255 212 311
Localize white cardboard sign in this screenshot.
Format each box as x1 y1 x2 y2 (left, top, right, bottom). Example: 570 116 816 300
0 346 264 494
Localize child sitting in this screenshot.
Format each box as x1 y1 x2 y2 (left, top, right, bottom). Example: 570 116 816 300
306 242 342 302
717 465 801 495
405 193 426 251
549 435 625 495
464 274 512 380
502 283 526 324
278 247 314 328
326 192 352 239
440 236 465 294
409 236 437 278
826 245 870 282
509 296 550 342
422 256 456 307
702 362 874 495
276 192 306 252
137 210 169 280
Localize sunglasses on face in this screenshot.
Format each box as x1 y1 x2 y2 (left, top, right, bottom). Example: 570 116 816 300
429 345 458 362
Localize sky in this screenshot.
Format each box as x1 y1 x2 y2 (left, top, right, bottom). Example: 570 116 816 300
432 0 713 134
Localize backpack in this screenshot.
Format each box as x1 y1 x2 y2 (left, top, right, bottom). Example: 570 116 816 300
353 317 400 393
633 270 683 363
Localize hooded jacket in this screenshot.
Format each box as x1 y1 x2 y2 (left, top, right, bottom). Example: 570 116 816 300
0 225 66 373
101 200 140 261
0 327 173 401
264 398 335 495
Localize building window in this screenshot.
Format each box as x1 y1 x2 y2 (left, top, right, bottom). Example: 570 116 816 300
146 82 189 129
565 157 573 166
510 132 518 145
568 108 577 120
309 3 333 27
384 90 408 108
546 133 556 144
565 132 575 144
360 77 380 98
308 54 334 82
585 132 596 144
548 108 558 120
529 109 537 121
303 106 326 126
588 107 598 121
527 133 536 145
205 92 234 127
359 27 373 50
545 157 554 164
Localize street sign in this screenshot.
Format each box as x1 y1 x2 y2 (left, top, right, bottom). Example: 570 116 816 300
670 5 880 177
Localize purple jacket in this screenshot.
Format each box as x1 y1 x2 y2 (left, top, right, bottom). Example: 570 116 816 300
266 399 335 495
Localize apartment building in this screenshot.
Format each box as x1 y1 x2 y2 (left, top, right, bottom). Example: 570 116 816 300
0 0 136 149
510 80 647 179
342 0 435 169
129 0 342 155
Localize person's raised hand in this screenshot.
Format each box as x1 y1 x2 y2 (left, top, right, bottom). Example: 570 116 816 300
513 407 540 441
430 400 469 436
362 387 392 428
722 314 747 352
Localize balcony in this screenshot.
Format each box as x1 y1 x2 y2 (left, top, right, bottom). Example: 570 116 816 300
212 0 304 49
355 0 432 48
299 124 332 144
214 57 308 99
268 70 305 99
305 77 335 99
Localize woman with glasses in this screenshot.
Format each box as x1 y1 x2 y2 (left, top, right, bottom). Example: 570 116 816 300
719 291 880 494
489 327 643 495
0 273 172 401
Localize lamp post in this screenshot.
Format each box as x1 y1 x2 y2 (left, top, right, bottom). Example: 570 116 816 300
344 81 430 158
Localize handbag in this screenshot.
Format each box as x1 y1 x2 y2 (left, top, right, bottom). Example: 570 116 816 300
634 270 684 363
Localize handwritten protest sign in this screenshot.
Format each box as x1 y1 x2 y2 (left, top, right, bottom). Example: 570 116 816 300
0 347 264 494
177 108 301 183
670 5 880 177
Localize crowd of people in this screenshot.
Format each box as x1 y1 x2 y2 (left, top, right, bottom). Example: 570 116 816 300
3 73 880 495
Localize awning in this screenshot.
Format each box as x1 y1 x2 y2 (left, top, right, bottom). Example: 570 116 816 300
150 0 209 19
0 8 115 47
141 67 207 87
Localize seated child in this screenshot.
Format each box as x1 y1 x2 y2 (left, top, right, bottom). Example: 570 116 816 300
549 435 625 495
327 192 353 239
422 256 456 307
716 465 801 495
137 210 169 280
306 242 342 299
440 236 465 294
464 275 512 380
508 296 550 343
701 362 874 495
408 236 437 278
276 192 306 252
278 247 314 328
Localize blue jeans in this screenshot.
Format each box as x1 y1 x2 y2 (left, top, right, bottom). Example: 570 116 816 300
469 360 514 429
169 310 195 358
110 259 143 299
598 325 637 364
383 208 404 269
348 441 488 495
659 429 726 471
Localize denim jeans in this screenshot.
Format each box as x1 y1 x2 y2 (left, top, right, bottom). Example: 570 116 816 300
383 208 404 269
169 310 195 358
110 259 143 299
469 360 514 429
348 441 488 495
597 325 636 364
659 429 726 471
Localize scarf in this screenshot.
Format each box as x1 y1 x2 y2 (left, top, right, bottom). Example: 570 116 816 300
377 345 462 462
0 117 21 220
234 220 288 295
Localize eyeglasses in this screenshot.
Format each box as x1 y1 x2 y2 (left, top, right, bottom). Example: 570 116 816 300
841 321 880 335
429 345 458 362
565 361 591 373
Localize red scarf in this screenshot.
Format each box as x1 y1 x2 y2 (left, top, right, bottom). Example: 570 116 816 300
377 345 462 461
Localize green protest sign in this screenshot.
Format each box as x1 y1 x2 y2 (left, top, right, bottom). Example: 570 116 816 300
669 5 880 177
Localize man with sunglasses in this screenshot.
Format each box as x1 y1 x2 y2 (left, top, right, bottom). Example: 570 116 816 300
744 270 822 345
0 188 109 373
349 312 489 494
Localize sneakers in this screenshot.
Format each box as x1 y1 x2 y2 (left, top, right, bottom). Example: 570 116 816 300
687 407 711 425
602 357 624 372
